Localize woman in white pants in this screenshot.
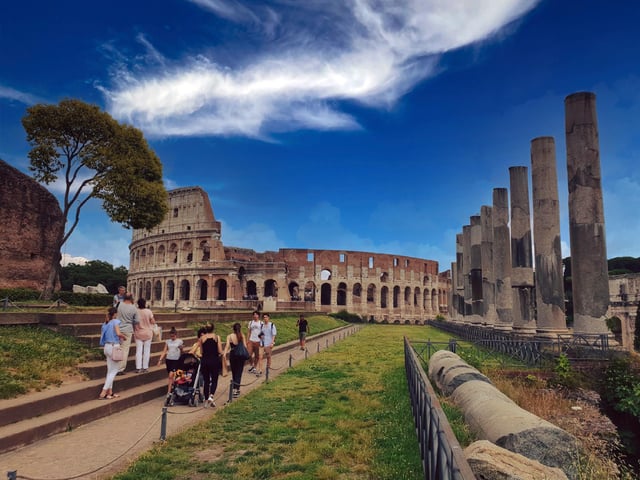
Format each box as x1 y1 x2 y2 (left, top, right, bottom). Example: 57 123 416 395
99 307 125 399
134 298 155 373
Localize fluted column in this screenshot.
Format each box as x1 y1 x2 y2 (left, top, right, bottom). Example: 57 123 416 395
565 92 609 334
531 137 567 335
509 166 536 334
470 215 483 323
462 224 473 320
481 205 497 325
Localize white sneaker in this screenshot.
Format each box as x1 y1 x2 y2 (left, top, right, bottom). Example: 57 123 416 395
248 366 256 373
207 395 216 407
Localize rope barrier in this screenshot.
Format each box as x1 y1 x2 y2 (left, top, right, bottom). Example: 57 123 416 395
10 411 164 480
7 325 361 480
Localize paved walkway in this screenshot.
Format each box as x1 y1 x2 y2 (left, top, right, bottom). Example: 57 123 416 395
1 329 353 480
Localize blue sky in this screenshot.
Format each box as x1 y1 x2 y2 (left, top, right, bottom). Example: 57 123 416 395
1 0 639 270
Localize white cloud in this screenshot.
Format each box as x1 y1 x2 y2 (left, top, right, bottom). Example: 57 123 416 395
0 85 44 105
104 0 540 138
219 219 283 252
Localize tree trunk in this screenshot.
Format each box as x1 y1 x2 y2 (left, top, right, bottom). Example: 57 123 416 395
40 251 62 301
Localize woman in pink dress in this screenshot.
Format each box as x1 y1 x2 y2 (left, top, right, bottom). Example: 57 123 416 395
134 298 155 373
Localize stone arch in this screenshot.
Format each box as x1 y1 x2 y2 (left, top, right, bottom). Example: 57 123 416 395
138 281 143 299
264 279 277 297
337 282 347 306
304 281 316 301
320 268 332 281
169 243 178 263
200 240 210 261
145 281 151 300
423 289 430 311
321 283 332 305
404 286 411 306
148 246 154 266
157 244 165 263
367 283 376 304
393 286 400 308
246 280 257 298
167 280 175 301
180 279 190 301
423 275 430 286
197 279 208 301
154 280 162 301
431 288 438 312
135 250 140 269
215 279 228 300
380 272 389 282
381 286 389 308
288 282 300 301
414 287 420 307
352 283 362 304
183 241 193 263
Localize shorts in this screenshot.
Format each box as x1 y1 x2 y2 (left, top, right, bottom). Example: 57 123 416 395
166 358 180 373
263 346 273 358
248 340 261 355
299 332 307 340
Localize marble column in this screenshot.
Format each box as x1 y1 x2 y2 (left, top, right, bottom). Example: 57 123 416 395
493 188 513 330
470 215 483 323
450 261 458 320
565 92 610 334
509 166 536 334
481 205 497 325
531 136 567 335
462 224 473 320
455 233 465 321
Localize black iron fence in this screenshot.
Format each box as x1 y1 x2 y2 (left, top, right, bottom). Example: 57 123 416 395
428 320 612 366
404 337 476 480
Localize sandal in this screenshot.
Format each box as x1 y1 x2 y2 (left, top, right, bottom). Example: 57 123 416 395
98 395 108 400
110 393 120 398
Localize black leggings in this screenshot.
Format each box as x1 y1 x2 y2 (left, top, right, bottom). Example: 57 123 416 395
230 356 244 391
200 358 221 399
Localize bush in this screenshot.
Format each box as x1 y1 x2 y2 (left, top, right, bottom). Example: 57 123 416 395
329 310 365 323
606 316 622 334
602 357 640 417
0 288 41 302
548 353 579 389
54 292 112 306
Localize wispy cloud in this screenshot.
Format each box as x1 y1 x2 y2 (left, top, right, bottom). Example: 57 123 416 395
103 0 540 138
0 85 44 105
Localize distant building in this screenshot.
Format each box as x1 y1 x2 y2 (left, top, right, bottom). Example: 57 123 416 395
607 273 640 349
127 186 450 322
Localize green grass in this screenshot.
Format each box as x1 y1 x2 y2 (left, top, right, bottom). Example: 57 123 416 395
114 325 437 480
187 314 347 345
0 325 101 398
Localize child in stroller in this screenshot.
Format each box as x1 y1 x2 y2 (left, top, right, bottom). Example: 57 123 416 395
165 353 204 407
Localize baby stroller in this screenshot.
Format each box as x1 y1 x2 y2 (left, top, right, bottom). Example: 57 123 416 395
167 353 203 407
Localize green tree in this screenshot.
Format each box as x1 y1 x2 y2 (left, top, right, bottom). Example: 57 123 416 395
60 260 128 293
22 99 168 299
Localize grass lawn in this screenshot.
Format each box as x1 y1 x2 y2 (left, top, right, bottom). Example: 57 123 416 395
114 324 447 480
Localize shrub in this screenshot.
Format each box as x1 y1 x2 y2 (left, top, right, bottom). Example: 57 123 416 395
0 288 41 302
602 357 640 417
605 316 622 334
329 309 365 323
548 353 578 389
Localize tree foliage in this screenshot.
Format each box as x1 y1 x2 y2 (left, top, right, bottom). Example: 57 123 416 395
21 99 168 297
60 260 128 293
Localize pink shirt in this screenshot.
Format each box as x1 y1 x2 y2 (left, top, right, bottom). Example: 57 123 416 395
134 308 155 341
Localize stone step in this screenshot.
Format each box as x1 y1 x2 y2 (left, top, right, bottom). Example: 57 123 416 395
56 319 193 337
0 366 168 429
0 377 169 455
78 329 197 348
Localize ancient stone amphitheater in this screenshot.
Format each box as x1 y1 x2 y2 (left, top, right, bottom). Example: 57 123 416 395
127 186 450 321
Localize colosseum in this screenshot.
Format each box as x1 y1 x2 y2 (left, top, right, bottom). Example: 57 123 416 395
127 187 451 322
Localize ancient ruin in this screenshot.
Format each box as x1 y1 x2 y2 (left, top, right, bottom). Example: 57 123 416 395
0 159 64 290
127 186 450 322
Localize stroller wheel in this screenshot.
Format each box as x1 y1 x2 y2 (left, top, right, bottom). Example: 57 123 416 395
189 395 199 407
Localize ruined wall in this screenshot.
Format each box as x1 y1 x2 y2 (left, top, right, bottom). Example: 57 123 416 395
607 273 640 349
128 186 450 320
0 160 64 290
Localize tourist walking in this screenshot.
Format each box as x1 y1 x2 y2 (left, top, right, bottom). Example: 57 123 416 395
257 313 276 375
296 314 308 350
157 327 184 404
113 285 126 307
198 323 222 406
115 293 139 374
224 322 247 398
134 298 155 373
246 310 262 374
98 307 126 399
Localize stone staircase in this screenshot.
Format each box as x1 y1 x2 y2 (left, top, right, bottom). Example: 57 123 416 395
0 313 202 455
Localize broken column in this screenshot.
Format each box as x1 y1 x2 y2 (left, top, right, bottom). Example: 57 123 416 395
481 205 497 325
565 92 610 334
509 166 536 334
492 188 513 330
531 137 567 335
470 215 484 324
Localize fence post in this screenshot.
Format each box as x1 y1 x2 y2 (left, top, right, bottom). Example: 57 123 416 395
317 342 320 353
289 354 293 368
160 407 168 441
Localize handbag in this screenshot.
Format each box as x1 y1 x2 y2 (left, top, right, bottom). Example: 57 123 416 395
152 324 162 342
232 341 250 361
111 344 124 361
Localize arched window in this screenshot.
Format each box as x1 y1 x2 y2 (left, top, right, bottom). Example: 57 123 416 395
367 284 376 304
304 281 315 301
264 279 277 297
145 281 151 300
197 279 208 301
246 280 257 299
158 245 166 263
414 287 420 307
215 279 227 300
321 283 332 305
337 282 347 306
320 269 332 281
352 283 362 304
154 281 162 301
381 286 389 308
393 286 400 308
288 282 300 301
404 287 411 305
180 280 190 301
167 280 175 301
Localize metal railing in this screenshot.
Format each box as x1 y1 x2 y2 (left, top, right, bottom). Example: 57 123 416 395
404 337 476 480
